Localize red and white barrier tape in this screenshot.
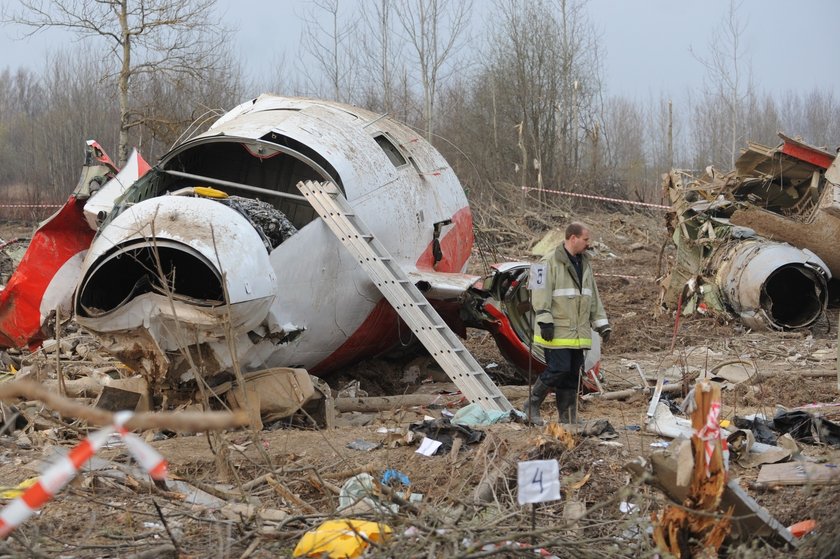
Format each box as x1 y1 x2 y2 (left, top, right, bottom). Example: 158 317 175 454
595 273 645 280
696 401 721 477
0 411 167 538
520 186 670 210
0 204 62 209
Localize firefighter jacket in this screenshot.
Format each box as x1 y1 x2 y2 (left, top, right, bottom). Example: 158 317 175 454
532 245 608 349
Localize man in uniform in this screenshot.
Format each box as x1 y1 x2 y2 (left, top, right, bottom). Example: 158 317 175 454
524 222 611 424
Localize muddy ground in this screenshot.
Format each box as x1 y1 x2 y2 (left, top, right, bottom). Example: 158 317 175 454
0 210 839 559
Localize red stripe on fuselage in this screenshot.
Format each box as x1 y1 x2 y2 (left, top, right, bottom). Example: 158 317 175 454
415 206 473 271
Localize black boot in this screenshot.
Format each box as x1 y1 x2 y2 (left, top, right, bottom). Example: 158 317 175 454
523 378 550 425
555 389 578 424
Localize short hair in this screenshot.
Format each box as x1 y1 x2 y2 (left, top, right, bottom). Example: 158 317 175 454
565 222 589 239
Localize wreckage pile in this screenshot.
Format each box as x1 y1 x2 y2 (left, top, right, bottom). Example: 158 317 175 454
0 202 839 558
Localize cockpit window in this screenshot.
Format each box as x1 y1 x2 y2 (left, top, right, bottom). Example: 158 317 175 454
374 134 407 167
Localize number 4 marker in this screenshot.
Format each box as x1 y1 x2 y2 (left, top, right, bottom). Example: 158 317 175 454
517 459 560 505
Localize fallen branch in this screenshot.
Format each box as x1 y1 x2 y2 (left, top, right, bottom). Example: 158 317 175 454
582 383 683 401
0 380 249 432
334 386 533 413
322 463 377 480
266 475 319 515
335 394 463 413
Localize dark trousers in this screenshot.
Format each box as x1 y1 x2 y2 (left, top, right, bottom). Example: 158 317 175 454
539 348 584 390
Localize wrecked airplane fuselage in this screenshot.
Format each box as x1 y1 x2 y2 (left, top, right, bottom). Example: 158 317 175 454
661 134 836 330
60 95 544 397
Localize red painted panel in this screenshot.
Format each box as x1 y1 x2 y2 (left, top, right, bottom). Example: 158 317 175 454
780 140 834 169
0 197 94 348
482 302 546 374
415 206 473 272
311 299 401 375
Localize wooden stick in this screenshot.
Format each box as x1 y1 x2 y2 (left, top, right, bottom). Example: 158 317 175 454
266 475 319 515
55 306 66 398
321 463 376 480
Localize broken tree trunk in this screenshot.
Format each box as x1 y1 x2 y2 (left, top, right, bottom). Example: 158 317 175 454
653 380 733 557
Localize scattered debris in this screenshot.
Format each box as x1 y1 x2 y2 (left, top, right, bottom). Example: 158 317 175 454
0 117 837 557
756 462 840 486
346 439 381 452
661 133 838 330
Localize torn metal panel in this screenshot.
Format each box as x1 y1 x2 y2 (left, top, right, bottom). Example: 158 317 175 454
661 132 837 330
83 149 151 230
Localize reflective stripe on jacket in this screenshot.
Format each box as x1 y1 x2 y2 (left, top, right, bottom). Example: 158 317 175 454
532 245 608 349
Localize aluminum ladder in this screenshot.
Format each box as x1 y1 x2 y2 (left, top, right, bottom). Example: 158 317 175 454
296 180 514 412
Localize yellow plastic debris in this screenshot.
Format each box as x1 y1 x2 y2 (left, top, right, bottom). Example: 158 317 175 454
292 519 392 558
0 478 38 499
193 186 228 199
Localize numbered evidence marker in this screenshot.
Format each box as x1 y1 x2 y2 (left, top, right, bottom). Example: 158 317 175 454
517 459 560 505
527 263 547 290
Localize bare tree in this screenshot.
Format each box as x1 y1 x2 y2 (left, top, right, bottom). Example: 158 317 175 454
600 97 646 198
359 0 403 114
691 0 752 168
301 0 359 103
471 0 602 191
4 0 231 166
394 0 472 141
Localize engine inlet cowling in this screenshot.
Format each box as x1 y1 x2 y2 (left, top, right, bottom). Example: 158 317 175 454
77 240 224 317
713 240 830 330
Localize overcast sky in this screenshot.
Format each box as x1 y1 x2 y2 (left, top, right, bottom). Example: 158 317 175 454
1 0 837 102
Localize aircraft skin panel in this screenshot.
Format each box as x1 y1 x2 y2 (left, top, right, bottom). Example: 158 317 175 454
265 191 472 371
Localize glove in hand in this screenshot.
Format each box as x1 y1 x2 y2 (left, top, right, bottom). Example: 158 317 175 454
539 322 554 342
596 325 612 344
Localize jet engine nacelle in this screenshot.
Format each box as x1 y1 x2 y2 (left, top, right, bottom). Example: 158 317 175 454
711 239 831 330
75 195 278 382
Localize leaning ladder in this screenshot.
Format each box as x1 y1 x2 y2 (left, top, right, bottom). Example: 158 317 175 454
296 180 514 412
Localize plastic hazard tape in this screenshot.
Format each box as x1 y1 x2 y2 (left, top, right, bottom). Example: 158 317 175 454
521 186 671 210
0 411 167 538
696 401 722 477
0 204 62 208
595 273 646 280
